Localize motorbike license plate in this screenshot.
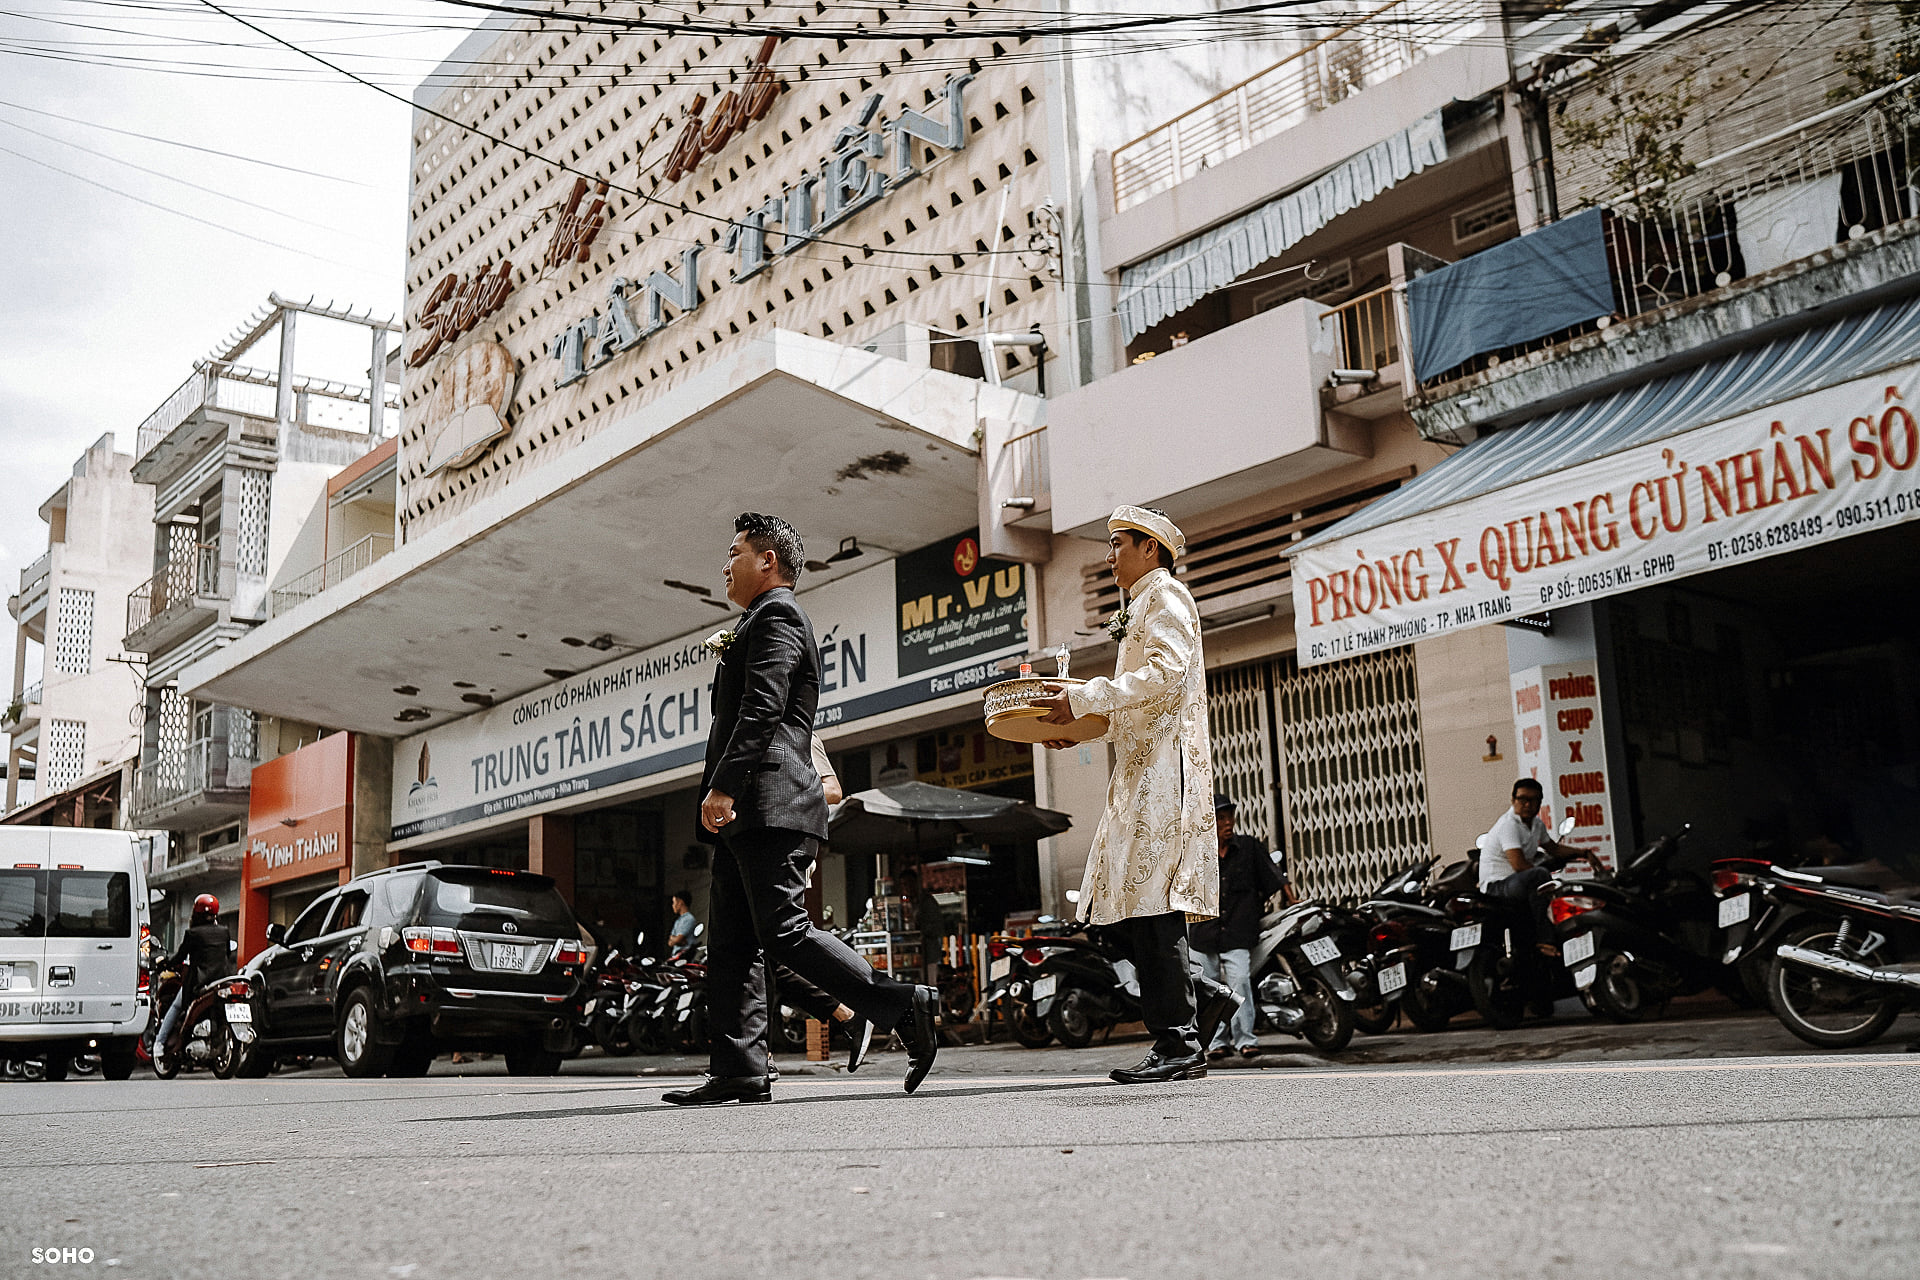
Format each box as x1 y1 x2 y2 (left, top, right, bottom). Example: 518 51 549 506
1563 932 1596 968
1301 936 1340 966
1377 962 1407 995
1031 974 1059 1001
1717 893 1752 927
990 957 1011 981
0 963 10 991
224 1002 253 1024
1449 924 1482 952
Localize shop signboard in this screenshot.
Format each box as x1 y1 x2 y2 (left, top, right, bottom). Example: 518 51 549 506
1511 660 1617 874
245 733 352 889
1292 363 1920 665
391 530 1029 841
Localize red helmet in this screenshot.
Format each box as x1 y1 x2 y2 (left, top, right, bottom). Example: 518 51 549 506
192 894 220 922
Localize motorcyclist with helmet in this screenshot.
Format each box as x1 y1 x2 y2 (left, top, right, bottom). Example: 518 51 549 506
153 894 236 1059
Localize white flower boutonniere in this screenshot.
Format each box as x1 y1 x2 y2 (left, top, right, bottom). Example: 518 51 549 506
1105 604 1131 643
702 628 737 655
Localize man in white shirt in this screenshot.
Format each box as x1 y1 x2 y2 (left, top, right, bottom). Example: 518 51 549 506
1478 777 1580 945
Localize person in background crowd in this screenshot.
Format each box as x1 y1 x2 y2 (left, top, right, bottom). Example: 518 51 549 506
668 892 699 960
1478 777 1580 951
898 866 952 984
1187 795 1284 1061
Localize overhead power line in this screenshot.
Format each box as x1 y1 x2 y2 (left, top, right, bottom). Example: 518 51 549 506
0 96 376 185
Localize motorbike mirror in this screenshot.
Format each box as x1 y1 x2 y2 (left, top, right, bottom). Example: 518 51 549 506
148 888 167 905
1065 889 1081 904
1557 814 1578 838
264 923 286 946
228 939 239 955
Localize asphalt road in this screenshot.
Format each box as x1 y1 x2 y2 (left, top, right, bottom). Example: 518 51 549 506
5 1046 1918 1280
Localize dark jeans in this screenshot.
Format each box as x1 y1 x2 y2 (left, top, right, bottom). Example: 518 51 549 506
1486 866 1553 940
707 825 915 1078
1110 911 1200 1058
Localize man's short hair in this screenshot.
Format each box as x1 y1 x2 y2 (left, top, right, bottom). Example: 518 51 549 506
671 890 691 908
734 512 804 582
1118 507 1177 570
1512 777 1544 799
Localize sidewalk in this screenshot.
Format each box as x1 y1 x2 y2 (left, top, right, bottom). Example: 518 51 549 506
410 995 1916 1080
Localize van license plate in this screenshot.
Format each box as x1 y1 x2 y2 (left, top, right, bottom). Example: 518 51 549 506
0 963 10 991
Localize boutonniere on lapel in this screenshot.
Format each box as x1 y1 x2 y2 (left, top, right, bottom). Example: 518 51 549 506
702 628 738 655
1105 600 1131 643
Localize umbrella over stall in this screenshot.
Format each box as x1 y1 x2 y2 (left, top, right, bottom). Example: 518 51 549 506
826 780 1073 855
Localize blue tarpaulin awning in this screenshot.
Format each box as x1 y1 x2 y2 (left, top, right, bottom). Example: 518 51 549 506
1406 208 1615 381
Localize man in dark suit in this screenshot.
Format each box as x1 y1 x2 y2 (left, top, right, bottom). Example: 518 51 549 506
664 513 938 1106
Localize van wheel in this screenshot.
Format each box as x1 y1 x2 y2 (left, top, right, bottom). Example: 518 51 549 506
101 1041 138 1081
504 1042 564 1076
41 1055 70 1082
336 989 396 1078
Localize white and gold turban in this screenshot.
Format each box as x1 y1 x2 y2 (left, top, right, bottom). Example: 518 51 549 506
1108 505 1185 559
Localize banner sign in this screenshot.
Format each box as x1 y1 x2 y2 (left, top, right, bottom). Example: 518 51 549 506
391 530 1028 841
1292 363 1920 665
1511 661 1617 874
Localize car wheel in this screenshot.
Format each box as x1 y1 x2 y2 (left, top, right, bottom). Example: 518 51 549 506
336 988 396 1078
100 1040 138 1081
504 1042 564 1076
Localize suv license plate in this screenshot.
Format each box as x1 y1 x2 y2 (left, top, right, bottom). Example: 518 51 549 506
225 1002 253 1024
1449 924 1482 952
1563 932 1596 968
1301 936 1340 966
1717 893 1752 927
489 943 525 969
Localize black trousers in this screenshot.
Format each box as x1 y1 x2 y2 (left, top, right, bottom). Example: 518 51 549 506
1487 866 1553 940
1111 911 1200 1058
707 825 915 1078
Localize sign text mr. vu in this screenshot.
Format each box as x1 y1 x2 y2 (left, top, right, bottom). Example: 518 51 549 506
1291 363 1920 665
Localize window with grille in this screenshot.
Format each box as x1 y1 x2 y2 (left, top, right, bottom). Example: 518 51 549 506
1206 661 1277 847
1452 196 1517 245
53 588 94 675
1273 647 1430 900
236 470 271 576
44 719 87 793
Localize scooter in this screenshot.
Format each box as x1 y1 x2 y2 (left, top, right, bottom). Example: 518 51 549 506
1359 857 1474 1031
152 971 258 1080
1248 901 1357 1052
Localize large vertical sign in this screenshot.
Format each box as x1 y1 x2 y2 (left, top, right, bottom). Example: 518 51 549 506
1511 660 1617 873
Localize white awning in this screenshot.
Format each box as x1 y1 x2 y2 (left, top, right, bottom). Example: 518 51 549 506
1116 111 1447 343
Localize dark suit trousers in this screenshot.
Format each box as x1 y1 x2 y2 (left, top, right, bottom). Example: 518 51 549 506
1112 911 1201 1058
707 825 915 1077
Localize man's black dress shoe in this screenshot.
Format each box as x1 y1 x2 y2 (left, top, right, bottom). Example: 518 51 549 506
845 1016 873 1073
897 985 939 1094
662 1075 771 1106
1194 977 1243 1052
1109 1051 1208 1084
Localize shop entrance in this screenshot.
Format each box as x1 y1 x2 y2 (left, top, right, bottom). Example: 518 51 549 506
1608 519 1920 873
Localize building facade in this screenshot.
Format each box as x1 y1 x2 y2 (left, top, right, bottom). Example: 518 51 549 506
5 434 154 817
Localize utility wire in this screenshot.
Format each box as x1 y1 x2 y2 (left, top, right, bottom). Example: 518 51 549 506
0 96 376 184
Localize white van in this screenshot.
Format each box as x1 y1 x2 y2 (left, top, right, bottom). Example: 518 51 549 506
0 826 152 1080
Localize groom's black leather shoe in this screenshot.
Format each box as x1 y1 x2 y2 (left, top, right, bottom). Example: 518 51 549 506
845 1015 873 1074
662 1075 771 1106
897 985 939 1093
1109 1051 1208 1084
1194 977 1244 1052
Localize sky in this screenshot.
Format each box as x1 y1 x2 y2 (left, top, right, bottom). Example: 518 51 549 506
0 0 476 707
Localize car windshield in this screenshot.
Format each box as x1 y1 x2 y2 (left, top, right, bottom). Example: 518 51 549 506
425 872 574 936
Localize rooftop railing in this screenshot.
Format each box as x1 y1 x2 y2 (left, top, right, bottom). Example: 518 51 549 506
19 550 51 594
268 533 394 618
1110 0 1484 212
134 363 398 461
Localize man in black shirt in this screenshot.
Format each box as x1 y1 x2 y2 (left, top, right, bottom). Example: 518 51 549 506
154 893 235 1055
1188 796 1286 1060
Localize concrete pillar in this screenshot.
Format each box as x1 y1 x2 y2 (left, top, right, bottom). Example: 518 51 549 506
351 734 393 877
274 309 298 433
368 327 389 437
529 813 575 903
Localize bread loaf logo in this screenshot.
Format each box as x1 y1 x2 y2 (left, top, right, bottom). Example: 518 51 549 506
422 341 516 475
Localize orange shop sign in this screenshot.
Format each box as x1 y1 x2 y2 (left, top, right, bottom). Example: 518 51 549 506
245 733 353 889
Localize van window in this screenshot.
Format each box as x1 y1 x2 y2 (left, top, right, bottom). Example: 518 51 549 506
0 870 46 938
285 895 335 946
46 871 130 938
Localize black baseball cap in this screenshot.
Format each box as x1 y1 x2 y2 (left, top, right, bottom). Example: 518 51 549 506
1213 793 1236 812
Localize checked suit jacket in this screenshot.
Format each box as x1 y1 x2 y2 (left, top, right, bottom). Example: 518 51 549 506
698 584 831 843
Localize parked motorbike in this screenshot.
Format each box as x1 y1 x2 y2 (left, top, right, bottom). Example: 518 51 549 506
1719 857 1920 1048
1548 824 1748 1022
984 934 1060 1048
1445 817 1584 1030
1248 901 1357 1052
1361 856 1476 1032
152 970 258 1080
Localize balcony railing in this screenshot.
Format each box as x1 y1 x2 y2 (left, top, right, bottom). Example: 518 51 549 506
1327 286 1401 375
131 722 256 819
19 550 50 594
2 681 39 730
1110 0 1484 211
268 533 394 618
136 363 397 461
126 543 223 637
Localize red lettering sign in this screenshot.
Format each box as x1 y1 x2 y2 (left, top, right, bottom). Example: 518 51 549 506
664 36 786 183
409 260 516 368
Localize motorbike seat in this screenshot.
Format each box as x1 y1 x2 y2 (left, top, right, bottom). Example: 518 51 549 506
1429 860 1476 897
1803 861 1920 900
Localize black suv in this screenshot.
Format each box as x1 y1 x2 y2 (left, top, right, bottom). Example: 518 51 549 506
240 862 592 1078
